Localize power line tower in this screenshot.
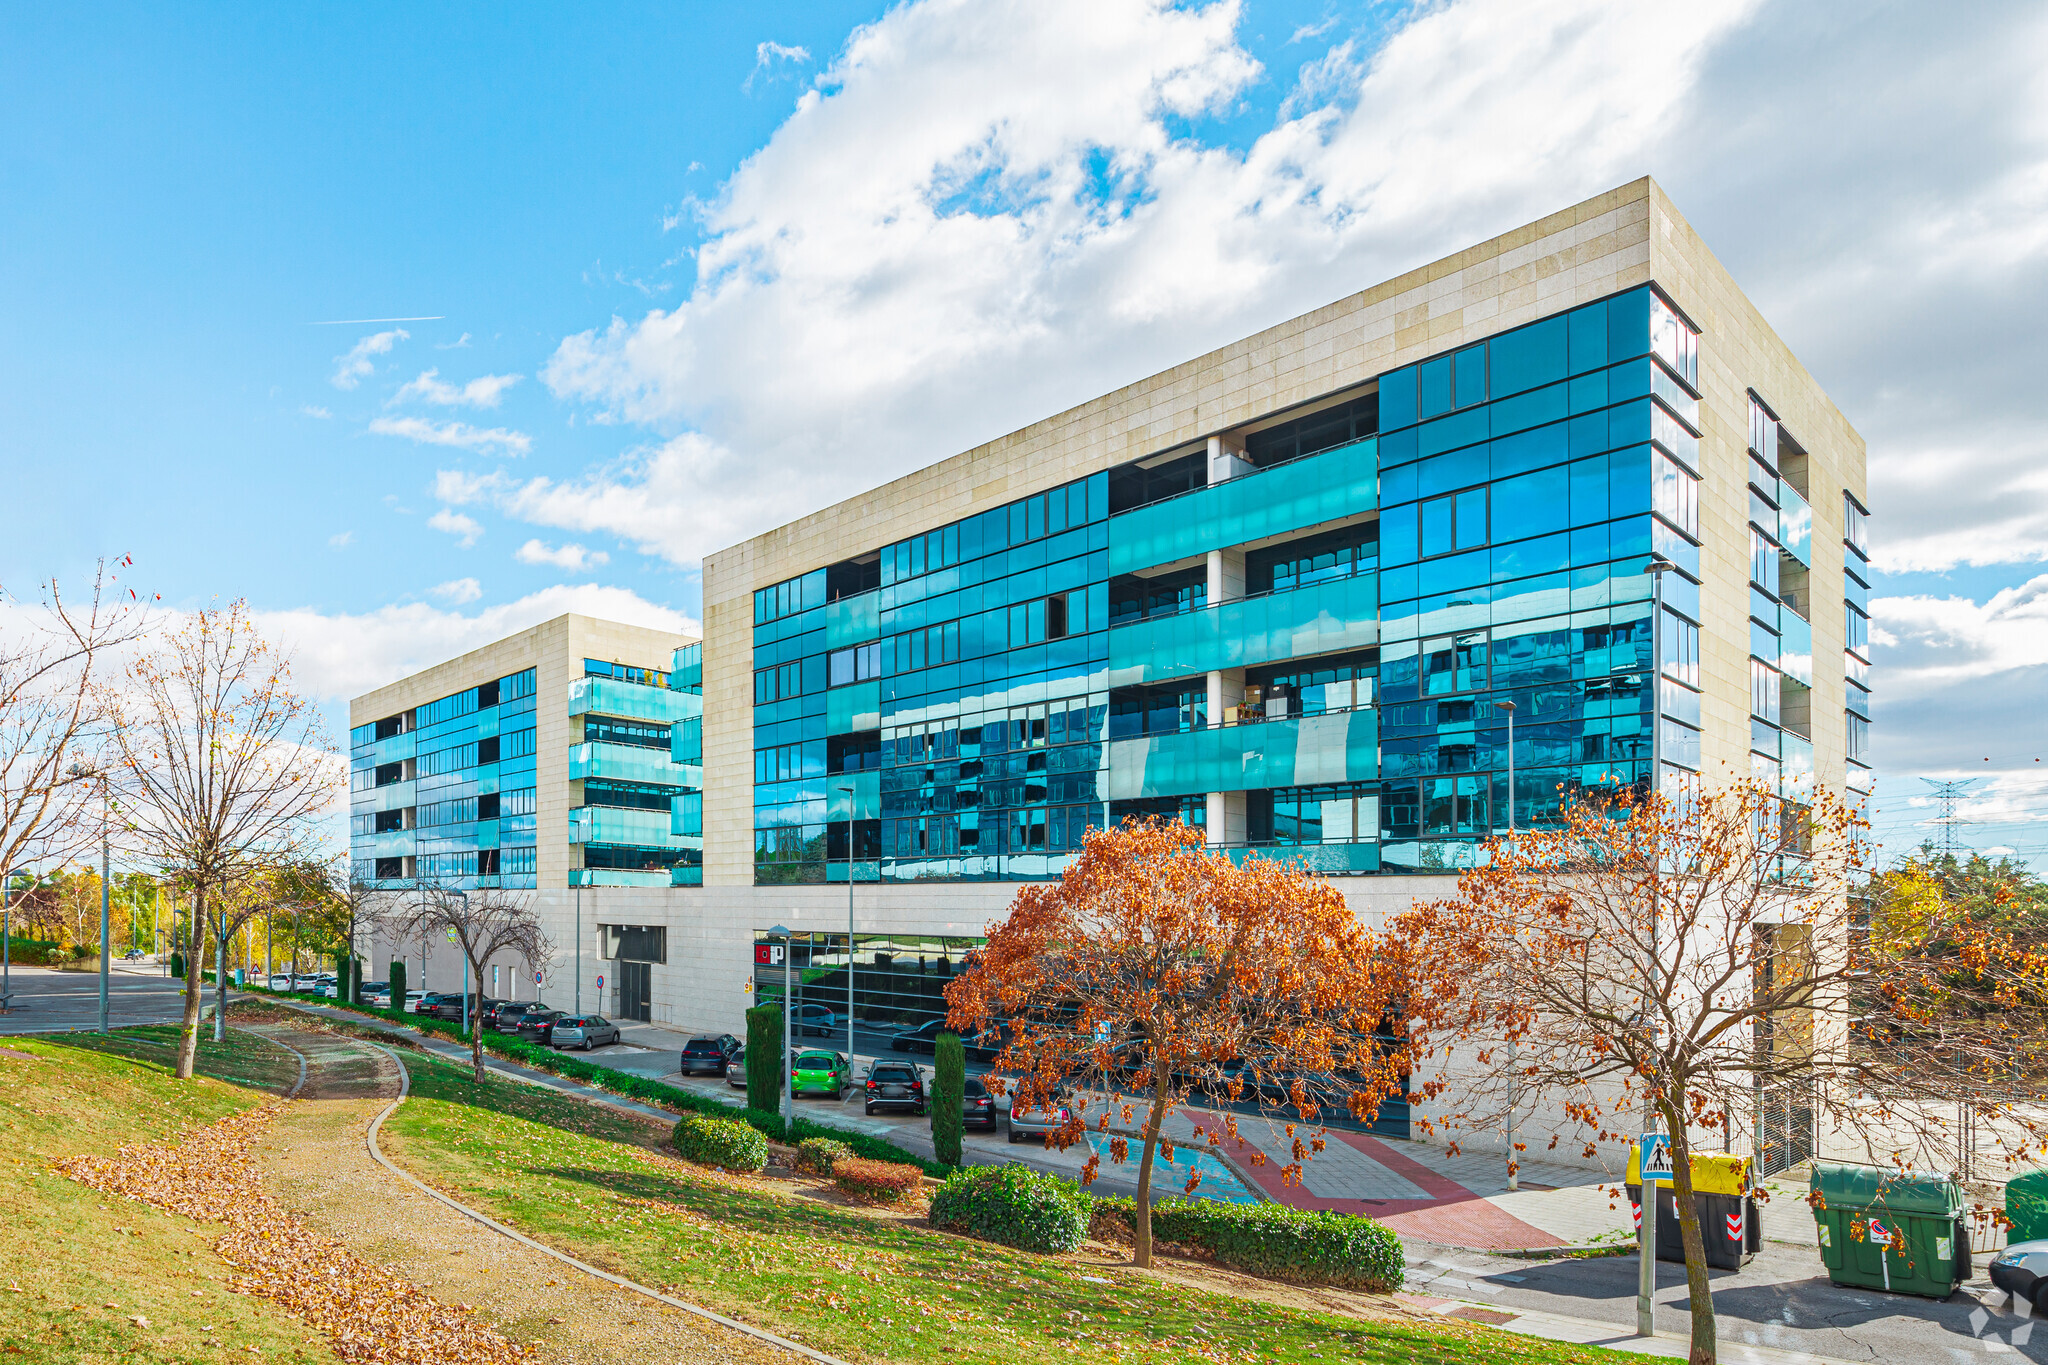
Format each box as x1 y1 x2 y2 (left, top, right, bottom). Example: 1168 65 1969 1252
1920 778 1977 857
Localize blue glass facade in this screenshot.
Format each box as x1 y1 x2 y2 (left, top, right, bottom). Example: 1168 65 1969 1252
350 666 541 888
569 645 704 887
750 285 1719 885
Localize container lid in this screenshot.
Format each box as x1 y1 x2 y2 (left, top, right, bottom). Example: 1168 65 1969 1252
1627 1147 1751 1194
1809 1162 1960 1216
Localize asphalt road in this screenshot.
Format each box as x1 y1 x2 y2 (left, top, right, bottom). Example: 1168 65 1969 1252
0 962 220 1033
1404 1235 2040 1363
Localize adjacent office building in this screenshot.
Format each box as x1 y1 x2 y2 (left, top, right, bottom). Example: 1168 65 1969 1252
351 179 1870 1140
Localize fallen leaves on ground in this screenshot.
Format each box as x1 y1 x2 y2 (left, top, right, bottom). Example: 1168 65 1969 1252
55 1100 531 1364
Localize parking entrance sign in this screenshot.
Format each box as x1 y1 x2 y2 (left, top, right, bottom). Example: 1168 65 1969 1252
1640 1133 1673 1182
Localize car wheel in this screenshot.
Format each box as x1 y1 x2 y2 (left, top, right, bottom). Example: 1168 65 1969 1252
865 1103 876 1116
1007 1127 1021 1143
2031 1281 2048 1317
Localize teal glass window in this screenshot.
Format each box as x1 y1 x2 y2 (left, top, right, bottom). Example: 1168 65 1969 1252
1419 355 1453 418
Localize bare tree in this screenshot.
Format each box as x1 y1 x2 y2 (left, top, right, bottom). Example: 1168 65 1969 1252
1394 779 2048 1365
0 562 147 914
108 604 335 1079
384 884 549 1081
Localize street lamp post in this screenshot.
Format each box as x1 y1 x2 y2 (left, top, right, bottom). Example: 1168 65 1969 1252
770 923 794 1137
450 888 471 1037
1495 698 1517 1192
574 876 582 1016
1637 556 1675 1339
837 782 856 1068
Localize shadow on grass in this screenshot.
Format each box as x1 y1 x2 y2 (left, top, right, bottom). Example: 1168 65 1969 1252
33 1025 302 1095
400 1049 665 1147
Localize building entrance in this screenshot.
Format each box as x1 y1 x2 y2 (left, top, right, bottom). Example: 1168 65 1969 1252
615 960 652 1022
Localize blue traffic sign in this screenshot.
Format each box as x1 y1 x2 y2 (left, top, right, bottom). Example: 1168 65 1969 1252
1640 1133 1673 1182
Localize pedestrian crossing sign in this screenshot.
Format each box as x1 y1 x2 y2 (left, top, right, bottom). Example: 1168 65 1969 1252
1640 1133 1673 1182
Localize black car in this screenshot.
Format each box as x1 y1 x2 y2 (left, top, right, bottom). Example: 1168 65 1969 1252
515 1009 565 1045
891 1019 947 1054
680 1034 741 1077
481 1000 525 1029
957 1075 998 1130
428 993 497 1024
864 1061 926 1116
492 1001 538 1034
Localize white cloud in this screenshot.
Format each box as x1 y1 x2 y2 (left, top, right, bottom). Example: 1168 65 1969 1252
392 368 523 409
330 328 409 390
514 539 610 572
427 508 484 548
437 332 473 349
328 531 354 549
746 39 812 92
537 0 1758 566
368 415 533 455
253 585 696 703
429 577 483 604
301 404 332 420
1866 578 2048 780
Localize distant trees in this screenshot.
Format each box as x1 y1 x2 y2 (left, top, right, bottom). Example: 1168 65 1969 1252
108 604 334 1079
1392 780 2048 1365
947 820 1405 1269
383 884 549 1082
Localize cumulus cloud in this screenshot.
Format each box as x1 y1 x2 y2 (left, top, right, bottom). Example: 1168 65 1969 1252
514 539 609 571
392 368 523 409
330 328 408 389
368 415 533 455
1867 578 2048 782
427 508 484 548
252 585 696 703
301 404 332 420
745 39 812 92
429 577 483 604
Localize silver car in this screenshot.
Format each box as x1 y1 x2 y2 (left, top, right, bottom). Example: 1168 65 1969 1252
1991 1239 2044 1309
550 1014 622 1050
1006 1086 1073 1144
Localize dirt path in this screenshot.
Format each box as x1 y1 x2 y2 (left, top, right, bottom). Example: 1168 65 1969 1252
240 1024 791 1365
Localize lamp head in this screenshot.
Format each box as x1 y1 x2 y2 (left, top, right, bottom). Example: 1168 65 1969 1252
1495 700 1517 714
1643 557 1676 575
769 923 790 938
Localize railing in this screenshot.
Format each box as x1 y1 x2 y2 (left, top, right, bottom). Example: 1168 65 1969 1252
1108 436 1378 576
568 677 703 724
1107 573 1378 688
567 741 700 789
1107 708 1378 800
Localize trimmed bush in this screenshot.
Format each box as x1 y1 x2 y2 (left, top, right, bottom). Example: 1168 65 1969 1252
1092 1198 1404 1291
745 1002 782 1120
929 1164 1090 1254
170 952 185 979
388 960 407 1008
930 1032 964 1167
796 1137 854 1176
671 1113 769 1172
834 1156 924 1206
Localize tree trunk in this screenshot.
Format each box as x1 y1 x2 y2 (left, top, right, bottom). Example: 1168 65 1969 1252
213 914 227 1042
1664 1108 1717 1365
471 959 486 1083
175 889 205 1079
1132 1060 1172 1269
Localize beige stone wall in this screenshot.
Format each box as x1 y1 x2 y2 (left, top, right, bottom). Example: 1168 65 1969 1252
349 614 695 891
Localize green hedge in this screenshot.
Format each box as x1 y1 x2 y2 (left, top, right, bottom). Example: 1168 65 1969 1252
1091 1197 1403 1291
929 1164 1091 1254
3 936 68 966
797 1137 854 1176
243 984 953 1177
672 1113 769 1172
931 1032 964 1168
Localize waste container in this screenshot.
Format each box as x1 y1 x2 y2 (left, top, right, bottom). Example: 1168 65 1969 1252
1810 1162 1971 1298
1626 1149 1760 1269
2007 1168 2048 1244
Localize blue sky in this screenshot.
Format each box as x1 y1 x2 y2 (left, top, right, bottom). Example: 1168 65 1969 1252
4 0 2045 866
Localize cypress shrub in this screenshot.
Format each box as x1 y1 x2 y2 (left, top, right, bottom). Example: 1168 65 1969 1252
348 957 363 1006
170 952 185 979
671 1112 768 1172
745 1002 783 1124
930 1031 965 1167
388 961 407 1010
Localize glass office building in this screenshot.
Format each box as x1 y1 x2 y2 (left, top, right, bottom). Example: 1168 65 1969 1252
746 284 1867 885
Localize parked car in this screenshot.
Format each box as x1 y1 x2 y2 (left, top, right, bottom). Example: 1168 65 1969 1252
491 1001 537 1033
791 1050 850 1100
956 1075 999 1130
515 1009 565 1046
1006 1086 1072 1144
423 992 476 1022
793 1003 843 1038
266 973 295 991
1993 1239 2048 1312
360 981 391 1008
725 1044 749 1088
121 948 144 961
891 1018 947 1054
401 990 426 1013
679 1034 741 1077
551 1015 621 1050
964 1023 1010 1062
863 1061 926 1116
311 974 337 997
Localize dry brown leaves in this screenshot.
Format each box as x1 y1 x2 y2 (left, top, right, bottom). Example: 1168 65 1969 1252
56 1101 532 1365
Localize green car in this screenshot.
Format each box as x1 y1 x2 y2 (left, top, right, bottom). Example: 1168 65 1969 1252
791 1050 850 1099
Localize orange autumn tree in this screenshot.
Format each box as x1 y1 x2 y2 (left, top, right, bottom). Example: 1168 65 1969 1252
945 818 1405 1268
1392 779 2048 1365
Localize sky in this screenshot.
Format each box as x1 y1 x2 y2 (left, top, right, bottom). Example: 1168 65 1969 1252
3 0 2045 867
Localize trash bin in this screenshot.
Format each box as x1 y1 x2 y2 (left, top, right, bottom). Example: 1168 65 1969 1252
1810 1162 1971 1298
2007 1168 2048 1243
1626 1149 1760 1269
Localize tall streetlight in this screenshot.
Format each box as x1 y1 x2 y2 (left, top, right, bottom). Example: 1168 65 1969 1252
1494 698 1517 1192
67 762 112 1035
836 782 857 1067
1 865 26 1010
574 873 583 1016
770 923 794 1136
1637 556 1676 1340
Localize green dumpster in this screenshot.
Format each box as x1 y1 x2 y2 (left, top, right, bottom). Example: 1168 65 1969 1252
2007 1169 2048 1244
1810 1162 1971 1298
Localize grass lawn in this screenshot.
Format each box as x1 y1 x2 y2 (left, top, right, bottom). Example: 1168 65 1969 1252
0 1027 340 1364
386 1052 1648 1365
